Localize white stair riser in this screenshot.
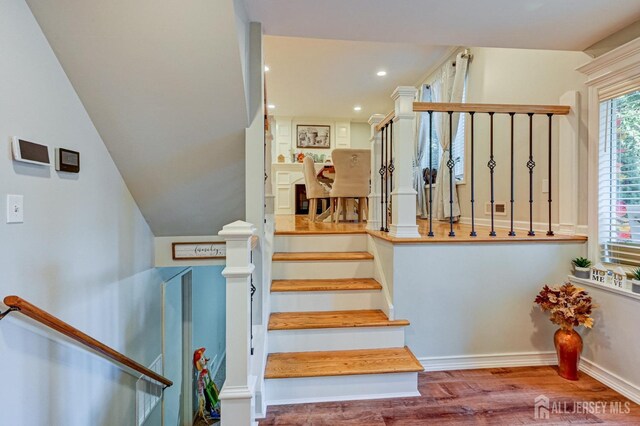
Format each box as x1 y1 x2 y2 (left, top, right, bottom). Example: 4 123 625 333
271 290 382 312
275 234 368 252
268 327 405 353
265 372 420 405
272 260 373 279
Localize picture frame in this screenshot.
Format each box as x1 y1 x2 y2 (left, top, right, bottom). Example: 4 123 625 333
297 125 331 149
172 242 226 260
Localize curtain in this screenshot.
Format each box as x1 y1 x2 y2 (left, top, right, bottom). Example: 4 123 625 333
413 85 430 218
432 52 469 220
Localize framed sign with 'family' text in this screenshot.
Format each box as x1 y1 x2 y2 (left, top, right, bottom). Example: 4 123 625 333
172 242 226 260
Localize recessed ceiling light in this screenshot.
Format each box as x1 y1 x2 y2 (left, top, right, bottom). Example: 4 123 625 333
376 70 387 77
353 106 362 112
264 65 270 72
267 104 275 109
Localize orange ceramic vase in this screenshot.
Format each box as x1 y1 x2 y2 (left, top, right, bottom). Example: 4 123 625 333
554 328 583 381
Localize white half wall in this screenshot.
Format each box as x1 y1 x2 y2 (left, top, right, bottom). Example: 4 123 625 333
0 1 163 424
390 242 587 359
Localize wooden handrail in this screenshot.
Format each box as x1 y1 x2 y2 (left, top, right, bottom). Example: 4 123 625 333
413 102 570 115
251 235 259 250
375 110 395 132
2 295 173 387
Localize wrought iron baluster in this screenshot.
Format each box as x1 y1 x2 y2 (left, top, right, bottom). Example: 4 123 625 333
488 112 496 237
379 125 386 232
385 124 390 232
428 111 434 237
250 251 255 355
527 113 536 236
547 113 554 236
447 111 455 237
389 121 394 230
469 112 477 237
509 112 516 236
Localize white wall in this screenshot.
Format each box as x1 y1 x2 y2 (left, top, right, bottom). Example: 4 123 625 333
464 47 590 227
350 122 371 149
388 241 586 360
192 266 226 375
273 116 370 163
0 1 163 424
418 47 590 228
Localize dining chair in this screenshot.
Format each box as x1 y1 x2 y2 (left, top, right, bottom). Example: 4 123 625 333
302 156 331 221
329 149 371 223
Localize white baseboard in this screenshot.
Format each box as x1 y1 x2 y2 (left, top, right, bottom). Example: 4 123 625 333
580 357 640 404
419 351 557 371
419 352 640 405
458 217 588 237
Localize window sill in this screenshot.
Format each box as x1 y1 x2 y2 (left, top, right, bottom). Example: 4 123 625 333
568 275 640 302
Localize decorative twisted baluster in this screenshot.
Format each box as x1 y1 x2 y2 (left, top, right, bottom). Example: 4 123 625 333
527 113 536 236
447 111 455 237
488 112 497 237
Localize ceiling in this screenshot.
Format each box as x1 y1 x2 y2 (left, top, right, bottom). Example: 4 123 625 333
247 0 640 51
264 36 450 120
26 0 251 236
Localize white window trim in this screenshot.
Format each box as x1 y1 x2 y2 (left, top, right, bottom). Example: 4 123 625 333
578 37 640 263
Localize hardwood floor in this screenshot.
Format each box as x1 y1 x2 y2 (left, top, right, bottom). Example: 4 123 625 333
259 366 639 425
272 252 374 261
271 278 382 292
265 347 423 379
275 215 587 243
268 310 409 330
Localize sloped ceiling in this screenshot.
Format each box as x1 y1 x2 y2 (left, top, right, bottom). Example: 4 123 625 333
247 0 640 50
26 0 250 236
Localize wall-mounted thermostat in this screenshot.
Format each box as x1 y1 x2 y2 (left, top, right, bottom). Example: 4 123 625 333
55 148 80 173
12 136 50 166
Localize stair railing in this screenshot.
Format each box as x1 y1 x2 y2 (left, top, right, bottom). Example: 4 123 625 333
413 102 570 238
0 295 172 387
368 86 573 239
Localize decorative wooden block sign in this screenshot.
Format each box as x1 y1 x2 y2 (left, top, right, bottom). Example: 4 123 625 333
172 242 226 260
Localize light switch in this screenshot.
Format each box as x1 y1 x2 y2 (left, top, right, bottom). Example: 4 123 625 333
7 194 24 223
542 179 549 194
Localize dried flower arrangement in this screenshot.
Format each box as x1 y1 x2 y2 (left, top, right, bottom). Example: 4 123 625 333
534 283 595 330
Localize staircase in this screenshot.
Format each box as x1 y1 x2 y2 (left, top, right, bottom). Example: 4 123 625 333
264 230 422 405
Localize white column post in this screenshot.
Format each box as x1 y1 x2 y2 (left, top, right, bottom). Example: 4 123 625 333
558 91 580 235
368 114 384 231
390 86 420 238
219 220 256 426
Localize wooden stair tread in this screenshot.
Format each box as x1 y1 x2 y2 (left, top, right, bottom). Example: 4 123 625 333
265 347 423 379
271 278 382 292
272 252 374 261
268 310 409 330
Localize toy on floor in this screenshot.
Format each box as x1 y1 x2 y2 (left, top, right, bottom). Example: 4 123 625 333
194 347 221 423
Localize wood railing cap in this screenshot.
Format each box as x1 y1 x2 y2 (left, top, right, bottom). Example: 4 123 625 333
413 102 570 115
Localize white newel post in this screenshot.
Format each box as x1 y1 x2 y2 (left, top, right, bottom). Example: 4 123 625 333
368 114 384 231
390 86 420 238
558 91 580 235
219 220 256 426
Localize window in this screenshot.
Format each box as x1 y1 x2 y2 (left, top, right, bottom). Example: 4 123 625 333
418 84 466 182
599 90 640 266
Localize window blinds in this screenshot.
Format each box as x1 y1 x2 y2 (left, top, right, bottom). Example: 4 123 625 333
599 90 640 266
